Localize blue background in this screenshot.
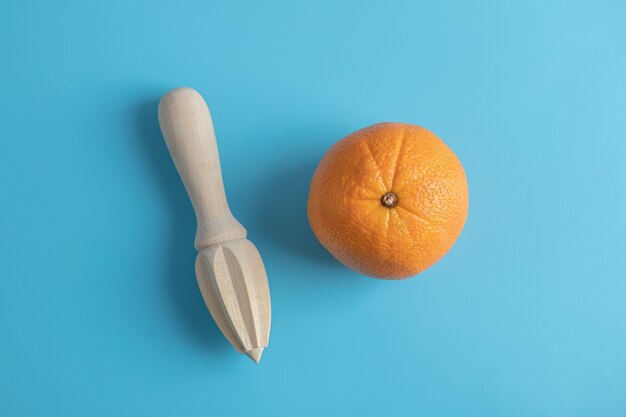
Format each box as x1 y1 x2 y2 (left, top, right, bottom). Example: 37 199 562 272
1 1 625 416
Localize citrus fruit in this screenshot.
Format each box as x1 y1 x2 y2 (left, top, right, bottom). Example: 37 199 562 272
307 122 468 279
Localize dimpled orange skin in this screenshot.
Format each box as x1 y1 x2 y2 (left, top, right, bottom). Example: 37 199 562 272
307 122 468 279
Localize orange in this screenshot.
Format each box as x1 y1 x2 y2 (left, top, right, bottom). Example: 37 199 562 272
307 122 468 279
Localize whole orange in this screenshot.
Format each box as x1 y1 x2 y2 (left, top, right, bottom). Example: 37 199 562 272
307 122 468 279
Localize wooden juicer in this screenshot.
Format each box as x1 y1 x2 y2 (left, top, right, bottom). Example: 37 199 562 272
158 88 271 363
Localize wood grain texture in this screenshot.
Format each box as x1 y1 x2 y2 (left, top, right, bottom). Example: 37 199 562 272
158 88 271 363
196 239 270 358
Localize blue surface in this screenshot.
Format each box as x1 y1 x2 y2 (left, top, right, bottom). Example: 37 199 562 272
1 1 626 416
